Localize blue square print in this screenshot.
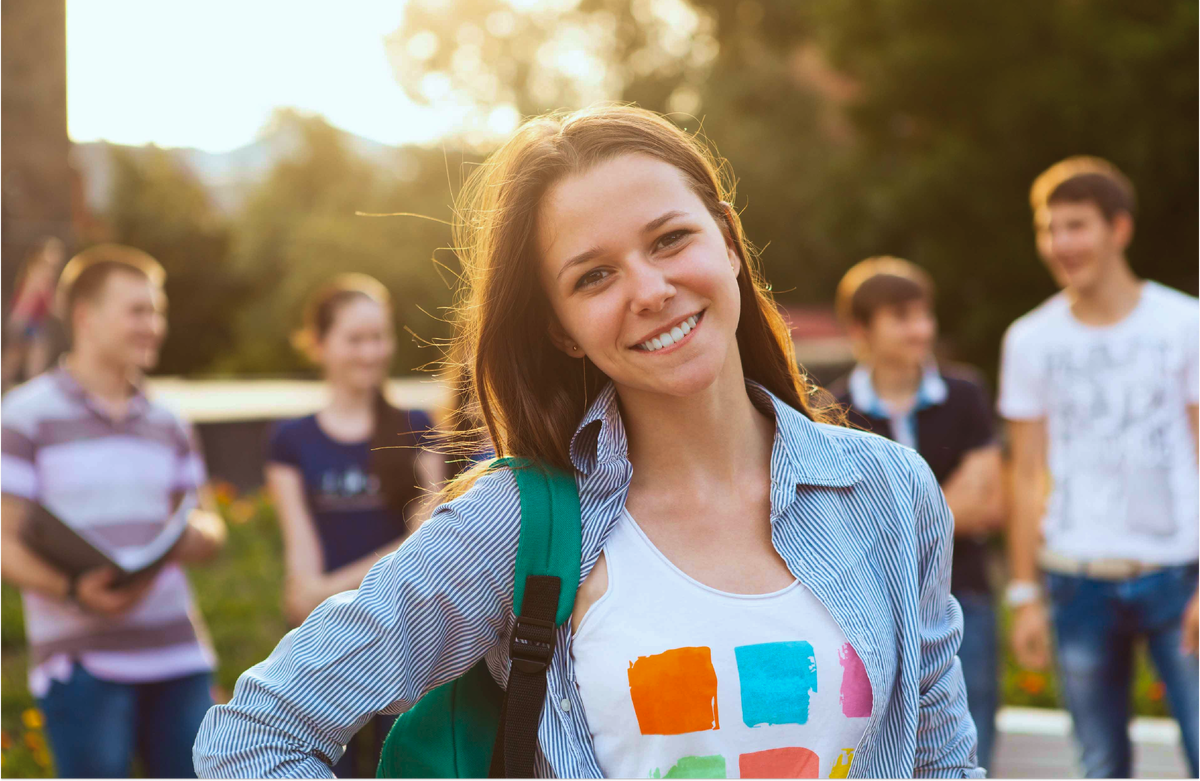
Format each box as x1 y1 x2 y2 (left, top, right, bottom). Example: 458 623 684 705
734 640 818 727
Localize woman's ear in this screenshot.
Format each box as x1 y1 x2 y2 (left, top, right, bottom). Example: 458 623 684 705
718 201 743 278
548 318 586 359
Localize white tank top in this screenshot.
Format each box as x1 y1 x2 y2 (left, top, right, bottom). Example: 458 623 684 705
572 510 871 779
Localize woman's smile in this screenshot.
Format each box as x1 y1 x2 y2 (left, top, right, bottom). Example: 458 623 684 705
631 309 705 354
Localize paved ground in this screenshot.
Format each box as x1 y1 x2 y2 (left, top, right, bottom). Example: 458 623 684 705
990 708 1190 778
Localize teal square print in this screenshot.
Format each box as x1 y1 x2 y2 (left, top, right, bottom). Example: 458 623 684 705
734 640 818 727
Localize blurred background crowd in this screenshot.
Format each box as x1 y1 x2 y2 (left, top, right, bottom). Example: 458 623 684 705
0 0 1196 777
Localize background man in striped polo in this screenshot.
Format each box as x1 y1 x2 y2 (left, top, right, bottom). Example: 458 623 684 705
0 244 227 778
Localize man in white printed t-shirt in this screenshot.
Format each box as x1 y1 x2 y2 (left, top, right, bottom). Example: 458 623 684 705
998 157 1199 778
0 245 227 778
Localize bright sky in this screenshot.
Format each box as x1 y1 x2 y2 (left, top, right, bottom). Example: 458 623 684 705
66 0 465 151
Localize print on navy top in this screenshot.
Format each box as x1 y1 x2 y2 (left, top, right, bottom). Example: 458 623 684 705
266 410 433 572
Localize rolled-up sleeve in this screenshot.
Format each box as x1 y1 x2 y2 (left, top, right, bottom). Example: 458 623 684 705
905 450 985 779
193 467 521 778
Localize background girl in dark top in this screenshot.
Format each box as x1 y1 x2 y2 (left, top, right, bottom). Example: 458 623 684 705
830 256 1004 769
265 273 443 777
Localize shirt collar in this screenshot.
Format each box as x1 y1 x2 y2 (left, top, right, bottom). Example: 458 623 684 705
848 362 947 417
568 379 861 492
52 359 151 421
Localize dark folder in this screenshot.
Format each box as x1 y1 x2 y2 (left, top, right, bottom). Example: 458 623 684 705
20 495 195 587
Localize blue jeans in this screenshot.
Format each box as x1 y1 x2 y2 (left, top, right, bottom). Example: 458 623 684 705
37 663 213 778
956 591 997 771
1046 563 1200 778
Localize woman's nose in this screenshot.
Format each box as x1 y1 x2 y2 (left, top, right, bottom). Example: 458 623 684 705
626 258 675 314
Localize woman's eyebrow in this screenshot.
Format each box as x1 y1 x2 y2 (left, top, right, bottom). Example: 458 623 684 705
643 210 686 233
556 246 605 281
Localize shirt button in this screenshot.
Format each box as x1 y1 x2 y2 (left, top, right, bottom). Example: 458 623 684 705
560 698 571 712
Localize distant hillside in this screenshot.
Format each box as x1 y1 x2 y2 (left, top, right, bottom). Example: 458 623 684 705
70 124 412 214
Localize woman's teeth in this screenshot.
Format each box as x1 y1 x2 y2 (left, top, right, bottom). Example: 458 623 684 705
638 314 700 352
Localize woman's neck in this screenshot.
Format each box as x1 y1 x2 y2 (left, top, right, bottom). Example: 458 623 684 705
618 355 774 491
870 360 922 411
325 382 376 416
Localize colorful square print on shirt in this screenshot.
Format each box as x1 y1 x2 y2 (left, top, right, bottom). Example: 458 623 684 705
838 643 871 718
649 754 727 779
627 646 720 735
738 747 819 778
734 641 817 727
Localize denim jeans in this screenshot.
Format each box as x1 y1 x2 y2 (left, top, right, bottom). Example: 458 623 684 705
37 663 213 778
1046 563 1200 778
956 590 997 771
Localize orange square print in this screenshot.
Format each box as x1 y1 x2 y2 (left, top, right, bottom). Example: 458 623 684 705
627 646 720 735
739 747 819 779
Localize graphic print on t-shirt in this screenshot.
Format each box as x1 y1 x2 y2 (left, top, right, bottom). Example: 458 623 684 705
838 643 871 718
628 646 721 734
1045 337 1177 539
572 509 871 780
734 641 818 727
313 465 384 513
625 640 870 778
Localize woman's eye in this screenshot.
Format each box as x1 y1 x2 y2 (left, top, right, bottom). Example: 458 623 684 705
575 269 610 290
655 229 692 251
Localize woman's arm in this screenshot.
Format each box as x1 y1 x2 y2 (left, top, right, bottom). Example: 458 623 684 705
903 449 986 778
194 467 521 778
265 463 333 626
939 444 1004 537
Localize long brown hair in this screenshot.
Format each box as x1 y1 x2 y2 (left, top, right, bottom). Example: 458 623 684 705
294 273 421 521
441 105 838 500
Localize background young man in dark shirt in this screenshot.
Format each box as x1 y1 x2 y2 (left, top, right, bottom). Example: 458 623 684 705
831 256 1004 768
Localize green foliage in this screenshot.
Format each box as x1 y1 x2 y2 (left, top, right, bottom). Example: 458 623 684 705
213 110 464 379
104 146 257 376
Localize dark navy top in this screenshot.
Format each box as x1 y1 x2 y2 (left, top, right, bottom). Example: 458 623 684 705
832 364 997 596
267 410 433 572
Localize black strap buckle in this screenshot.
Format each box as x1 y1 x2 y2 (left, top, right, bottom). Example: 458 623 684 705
509 614 556 674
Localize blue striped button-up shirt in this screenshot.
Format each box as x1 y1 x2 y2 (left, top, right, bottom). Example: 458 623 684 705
194 381 983 778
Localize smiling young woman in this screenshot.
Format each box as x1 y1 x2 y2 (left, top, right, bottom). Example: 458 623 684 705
194 106 982 779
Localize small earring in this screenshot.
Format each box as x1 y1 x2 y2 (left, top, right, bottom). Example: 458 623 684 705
571 345 579 352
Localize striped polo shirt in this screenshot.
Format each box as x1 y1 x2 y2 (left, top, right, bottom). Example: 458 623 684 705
1 367 216 696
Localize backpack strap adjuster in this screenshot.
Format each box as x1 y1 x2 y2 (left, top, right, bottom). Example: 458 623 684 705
509 614 556 674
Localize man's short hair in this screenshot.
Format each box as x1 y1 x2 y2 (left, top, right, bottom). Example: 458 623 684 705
1029 156 1137 222
56 244 166 325
836 256 934 327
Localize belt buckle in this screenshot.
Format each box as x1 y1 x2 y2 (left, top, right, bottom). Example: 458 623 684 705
1087 559 1138 580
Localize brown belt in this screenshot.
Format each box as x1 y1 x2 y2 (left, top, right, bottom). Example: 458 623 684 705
1038 549 1166 581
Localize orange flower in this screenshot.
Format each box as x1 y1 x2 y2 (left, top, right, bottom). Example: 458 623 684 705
33 747 52 768
1017 671 1047 695
21 708 42 730
23 731 43 750
1 729 11 749
212 481 237 505
228 498 255 524
1148 681 1166 701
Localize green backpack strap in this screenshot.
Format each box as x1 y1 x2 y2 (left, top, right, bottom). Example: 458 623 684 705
376 457 581 779
487 457 581 777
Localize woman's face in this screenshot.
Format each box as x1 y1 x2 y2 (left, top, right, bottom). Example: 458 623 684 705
316 297 394 392
537 153 742 399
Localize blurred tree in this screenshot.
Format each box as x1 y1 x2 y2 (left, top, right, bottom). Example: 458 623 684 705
803 0 1199 375
383 0 718 135
104 146 255 375
216 109 466 377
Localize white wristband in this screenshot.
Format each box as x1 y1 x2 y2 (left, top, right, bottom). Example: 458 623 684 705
1005 581 1041 608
